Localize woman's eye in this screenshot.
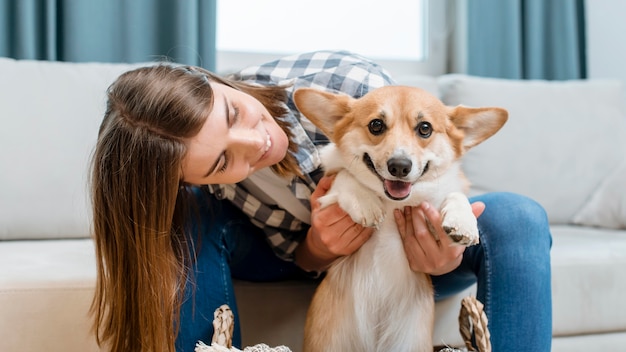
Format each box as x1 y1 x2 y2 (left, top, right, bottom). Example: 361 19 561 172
227 104 240 128
368 119 386 135
217 153 230 174
232 106 240 125
417 121 432 138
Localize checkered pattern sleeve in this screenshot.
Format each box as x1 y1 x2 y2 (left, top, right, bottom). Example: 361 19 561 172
209 51 395 261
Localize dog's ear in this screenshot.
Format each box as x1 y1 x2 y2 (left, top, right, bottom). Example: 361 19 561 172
448 105 508 150
293 88 352 138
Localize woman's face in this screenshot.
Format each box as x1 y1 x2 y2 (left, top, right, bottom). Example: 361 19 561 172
182 82 289 185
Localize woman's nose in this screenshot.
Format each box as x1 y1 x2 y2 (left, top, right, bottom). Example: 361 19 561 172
230 128 265 155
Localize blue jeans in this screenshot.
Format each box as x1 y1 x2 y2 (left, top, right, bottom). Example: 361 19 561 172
175 190 552 352
432 193 552 351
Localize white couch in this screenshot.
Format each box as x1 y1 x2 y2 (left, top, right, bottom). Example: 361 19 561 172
1 58 625 352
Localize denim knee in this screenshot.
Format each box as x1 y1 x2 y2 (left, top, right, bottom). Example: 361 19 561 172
471 192 552 250
468 192 553 352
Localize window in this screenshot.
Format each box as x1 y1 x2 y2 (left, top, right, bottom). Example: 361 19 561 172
216 0 448 77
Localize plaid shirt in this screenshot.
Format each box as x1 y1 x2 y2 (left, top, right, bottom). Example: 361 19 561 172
205 51 395 261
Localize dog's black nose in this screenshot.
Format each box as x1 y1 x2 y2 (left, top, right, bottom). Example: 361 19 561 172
387 158 412 178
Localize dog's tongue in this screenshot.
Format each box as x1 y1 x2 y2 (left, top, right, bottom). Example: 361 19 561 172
384 180 412 199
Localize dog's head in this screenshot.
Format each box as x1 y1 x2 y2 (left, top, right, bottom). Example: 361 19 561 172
293 86 508 201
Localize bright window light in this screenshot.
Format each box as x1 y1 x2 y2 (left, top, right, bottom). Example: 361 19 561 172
217 0 426 61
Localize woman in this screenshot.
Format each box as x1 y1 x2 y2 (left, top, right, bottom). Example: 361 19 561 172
90 51 552 352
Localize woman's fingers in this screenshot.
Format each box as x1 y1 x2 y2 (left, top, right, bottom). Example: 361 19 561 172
395 202 465 275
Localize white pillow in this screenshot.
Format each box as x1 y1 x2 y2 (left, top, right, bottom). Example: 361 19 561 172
572 161 626 229
438 74 626 224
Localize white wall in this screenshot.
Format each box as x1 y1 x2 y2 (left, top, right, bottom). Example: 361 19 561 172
586 0 626 108
586 0 626 81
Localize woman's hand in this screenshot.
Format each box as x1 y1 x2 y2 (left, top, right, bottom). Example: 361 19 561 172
295 175 374 272
394 201 485 276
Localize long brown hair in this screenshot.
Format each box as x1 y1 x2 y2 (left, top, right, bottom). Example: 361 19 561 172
90 64 298 351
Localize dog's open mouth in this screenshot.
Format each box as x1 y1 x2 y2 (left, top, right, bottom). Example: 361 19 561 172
383 180 412 200
363 153 419 201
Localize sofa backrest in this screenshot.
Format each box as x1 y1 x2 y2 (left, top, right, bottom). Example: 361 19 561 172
0 58 144 240
438 74 626 225
2 59 624 241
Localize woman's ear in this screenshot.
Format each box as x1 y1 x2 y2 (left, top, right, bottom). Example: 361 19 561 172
293 88 352 139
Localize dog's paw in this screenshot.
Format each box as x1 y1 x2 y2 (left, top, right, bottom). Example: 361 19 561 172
330 171 385 228
339 191 385 228
317 193 338 210
440 192 479 246
442 216 479 246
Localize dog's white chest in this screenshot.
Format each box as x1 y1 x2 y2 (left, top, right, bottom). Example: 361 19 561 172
320 211 434 351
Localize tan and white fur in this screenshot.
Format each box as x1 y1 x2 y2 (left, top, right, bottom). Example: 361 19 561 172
293 86 508 352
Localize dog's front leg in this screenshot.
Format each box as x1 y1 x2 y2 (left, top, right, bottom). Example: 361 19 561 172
319 170 385 228
440 192 479 246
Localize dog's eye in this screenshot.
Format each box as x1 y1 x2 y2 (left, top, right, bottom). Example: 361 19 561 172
417 122 432 138
368 119 386 135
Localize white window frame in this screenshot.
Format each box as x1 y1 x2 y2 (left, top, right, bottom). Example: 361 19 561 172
216 0 453 78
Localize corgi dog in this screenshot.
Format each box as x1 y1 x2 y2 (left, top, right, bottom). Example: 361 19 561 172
293 86 508 352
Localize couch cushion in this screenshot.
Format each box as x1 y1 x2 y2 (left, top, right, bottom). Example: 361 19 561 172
551 225 626 336
552 332 626 352
0 238 472 351
0 239 101 352
0 58 146 240
438 74 626 224
572 160 626 229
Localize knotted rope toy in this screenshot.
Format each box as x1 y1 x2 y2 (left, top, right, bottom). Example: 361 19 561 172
439 296 491 352
194 305 291 352
459 296 491 352
196 296 490 352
